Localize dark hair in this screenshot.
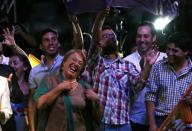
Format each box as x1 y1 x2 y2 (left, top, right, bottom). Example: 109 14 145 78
166 32 191 52
39 27 59 43
102 25 113 31
60 49 86 74
137 21 156 36
11 54 32 81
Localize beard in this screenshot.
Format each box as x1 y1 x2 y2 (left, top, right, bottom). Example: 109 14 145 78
102 43 118 55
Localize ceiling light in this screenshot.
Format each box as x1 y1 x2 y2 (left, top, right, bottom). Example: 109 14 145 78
153 16 171 30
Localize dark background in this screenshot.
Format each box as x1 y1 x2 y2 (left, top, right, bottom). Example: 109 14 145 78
1 0 192 57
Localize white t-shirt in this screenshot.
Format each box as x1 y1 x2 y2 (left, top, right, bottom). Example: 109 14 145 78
0 76 12 131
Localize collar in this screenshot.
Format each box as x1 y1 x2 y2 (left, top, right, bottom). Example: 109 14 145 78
135 50 142 60
163 57 192 70
41 53 61 66
101 55 123 69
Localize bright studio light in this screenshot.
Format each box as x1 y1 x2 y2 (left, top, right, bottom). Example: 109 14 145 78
153 16 171 30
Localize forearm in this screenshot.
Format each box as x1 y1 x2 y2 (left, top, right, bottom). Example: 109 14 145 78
92 11 106 42
28 99 35 131
37 85 63 109
146 101 156 126
92 99 103 123
28 89 35 131
10 43 28 57
135 63 152 92
72 22 84 49
140 63 152 81
20 33 37 48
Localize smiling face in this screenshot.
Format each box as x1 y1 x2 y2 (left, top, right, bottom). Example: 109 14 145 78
100 29 117 48
9 56 27 78
166 43 188 65
61 52 85 80
136 25 156 54
40 32 60 56
99 29 118 55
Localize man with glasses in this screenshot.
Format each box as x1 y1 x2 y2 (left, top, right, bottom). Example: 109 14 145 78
86 8 160 131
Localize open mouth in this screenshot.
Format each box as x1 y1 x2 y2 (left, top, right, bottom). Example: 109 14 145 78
69 64 79 73
48 46 55 51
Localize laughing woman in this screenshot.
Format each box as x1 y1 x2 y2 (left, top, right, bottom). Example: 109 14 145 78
34 49 102 131
9 54 32 131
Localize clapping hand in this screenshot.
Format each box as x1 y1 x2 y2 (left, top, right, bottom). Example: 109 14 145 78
145 48 160 66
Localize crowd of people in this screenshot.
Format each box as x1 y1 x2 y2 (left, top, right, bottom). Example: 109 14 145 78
0 6 192 131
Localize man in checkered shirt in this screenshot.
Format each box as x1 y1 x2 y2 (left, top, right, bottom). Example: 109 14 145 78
85 8 160 131
146 32 192 131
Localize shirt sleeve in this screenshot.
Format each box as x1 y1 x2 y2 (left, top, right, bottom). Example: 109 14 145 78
145 64 160 102
28 68 37 89
0 78 12 125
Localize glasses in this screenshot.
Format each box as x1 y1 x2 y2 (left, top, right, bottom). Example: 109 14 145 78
102 34 115 39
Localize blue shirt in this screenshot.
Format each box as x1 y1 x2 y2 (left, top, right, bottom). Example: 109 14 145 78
28 54 63 89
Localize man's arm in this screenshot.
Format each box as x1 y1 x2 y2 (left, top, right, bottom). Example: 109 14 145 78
91 7 110 43
145 62 160 131
14 24 37 48
134 51 160 93
86 7 110 72
68 15 84 49
146 101 158 131
28 88 36 131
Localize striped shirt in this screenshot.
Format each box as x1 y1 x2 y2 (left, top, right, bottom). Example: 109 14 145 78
145 58 192 116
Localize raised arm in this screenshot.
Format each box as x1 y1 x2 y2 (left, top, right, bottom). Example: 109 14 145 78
68 15 84 49
91 7 110 43
1 27 28 57
86 7 110 71
134 50 160 93
14 24 37 48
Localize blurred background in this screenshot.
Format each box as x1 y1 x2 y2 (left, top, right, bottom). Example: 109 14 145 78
0 0 191 57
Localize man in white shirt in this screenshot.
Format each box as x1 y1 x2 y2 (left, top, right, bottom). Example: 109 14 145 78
124 21 167 131
0 76 12 131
